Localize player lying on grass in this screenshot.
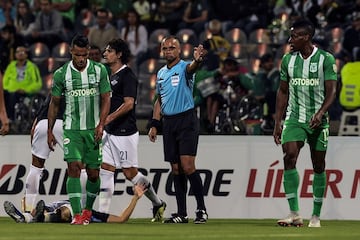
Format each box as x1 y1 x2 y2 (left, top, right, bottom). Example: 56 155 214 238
4 184 150 223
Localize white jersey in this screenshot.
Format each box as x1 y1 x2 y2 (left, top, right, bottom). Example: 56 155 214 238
45 200 73 220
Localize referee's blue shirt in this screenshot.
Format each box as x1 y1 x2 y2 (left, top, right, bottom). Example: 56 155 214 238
156 60 194 116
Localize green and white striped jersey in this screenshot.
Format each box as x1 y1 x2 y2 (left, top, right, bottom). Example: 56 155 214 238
52 60 111 130
280 47 337 124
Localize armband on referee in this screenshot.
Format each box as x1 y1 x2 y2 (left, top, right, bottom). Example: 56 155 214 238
150 119 161 131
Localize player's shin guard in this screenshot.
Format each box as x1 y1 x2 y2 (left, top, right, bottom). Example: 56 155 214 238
312 171 326 217
25 165 44 212
98 168 114 213
283 169 300 212
131 172 162 206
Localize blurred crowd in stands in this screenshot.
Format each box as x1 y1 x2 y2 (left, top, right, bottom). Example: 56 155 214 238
1 0 360 135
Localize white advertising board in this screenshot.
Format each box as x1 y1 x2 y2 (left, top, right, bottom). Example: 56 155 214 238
0 135 359 220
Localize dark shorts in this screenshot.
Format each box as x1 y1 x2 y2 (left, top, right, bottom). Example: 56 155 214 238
162 109 199 163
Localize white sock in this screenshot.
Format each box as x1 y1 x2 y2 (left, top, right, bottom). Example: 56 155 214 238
98 168 114 213
80 169 88 208
25 165 43 212
23 212 34 223
131 172 162 206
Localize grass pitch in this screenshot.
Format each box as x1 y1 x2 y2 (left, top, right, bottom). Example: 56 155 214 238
1 218 360 240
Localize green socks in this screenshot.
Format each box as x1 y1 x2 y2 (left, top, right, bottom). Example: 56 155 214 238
283 169 300 212
67 177 82 215
312 172 326 217
85 178 100 210
283 169 326 217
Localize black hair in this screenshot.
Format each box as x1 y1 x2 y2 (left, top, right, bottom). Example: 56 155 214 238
90 44 101 51
96 8 109 17
291 19 315 38
223 57 238 67
1 24 16 34
260 53 273 64
106 38 131 64
71 34 89 48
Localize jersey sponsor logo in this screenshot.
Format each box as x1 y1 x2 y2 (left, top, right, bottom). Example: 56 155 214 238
291 78 320 86
67 88 97 97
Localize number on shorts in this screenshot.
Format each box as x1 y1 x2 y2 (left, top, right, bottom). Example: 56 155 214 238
119 151 128 161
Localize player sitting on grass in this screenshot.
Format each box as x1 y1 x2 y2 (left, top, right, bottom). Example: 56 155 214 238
3 184 150 223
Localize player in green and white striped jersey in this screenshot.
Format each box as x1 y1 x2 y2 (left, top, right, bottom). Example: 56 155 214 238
47 34 111 225
273 19 337 228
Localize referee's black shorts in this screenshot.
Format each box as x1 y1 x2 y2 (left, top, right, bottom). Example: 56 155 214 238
162 108 199 163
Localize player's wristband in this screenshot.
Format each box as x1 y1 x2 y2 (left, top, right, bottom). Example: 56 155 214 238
150 119 161 131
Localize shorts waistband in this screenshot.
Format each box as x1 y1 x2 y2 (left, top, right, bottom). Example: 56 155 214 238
163 108 194 119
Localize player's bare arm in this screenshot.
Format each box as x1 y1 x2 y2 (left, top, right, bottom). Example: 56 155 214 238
309 80 337 129
273 81 289 145
47 96 61 151
95 92 111 142
148 98 162 142
0 73 9 135
105 97 134 125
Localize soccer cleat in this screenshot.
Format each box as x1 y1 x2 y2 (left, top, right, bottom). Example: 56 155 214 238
163 213 189 223
308 215 321 227
70 214 83 225
82 209 92 225
3 201 26 223
194 209 208 224
151 200 167 222
33 200 45 222
277 213 303 227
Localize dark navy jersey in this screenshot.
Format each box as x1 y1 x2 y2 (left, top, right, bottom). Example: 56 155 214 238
105 66 138 136
36 94 65 121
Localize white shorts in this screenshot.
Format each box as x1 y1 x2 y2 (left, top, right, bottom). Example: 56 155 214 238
102 131 139 169
31 119 63 159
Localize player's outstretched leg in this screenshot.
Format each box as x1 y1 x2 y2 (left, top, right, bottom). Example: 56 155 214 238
33 200 45 222
152 200 167 222
3 201 25 223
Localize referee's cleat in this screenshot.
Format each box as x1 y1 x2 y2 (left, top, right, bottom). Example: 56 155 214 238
33 200 45 222
151 200 167 222
3 201 26 223
163 213 189 223
277 213 303 227
194 209 208 224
